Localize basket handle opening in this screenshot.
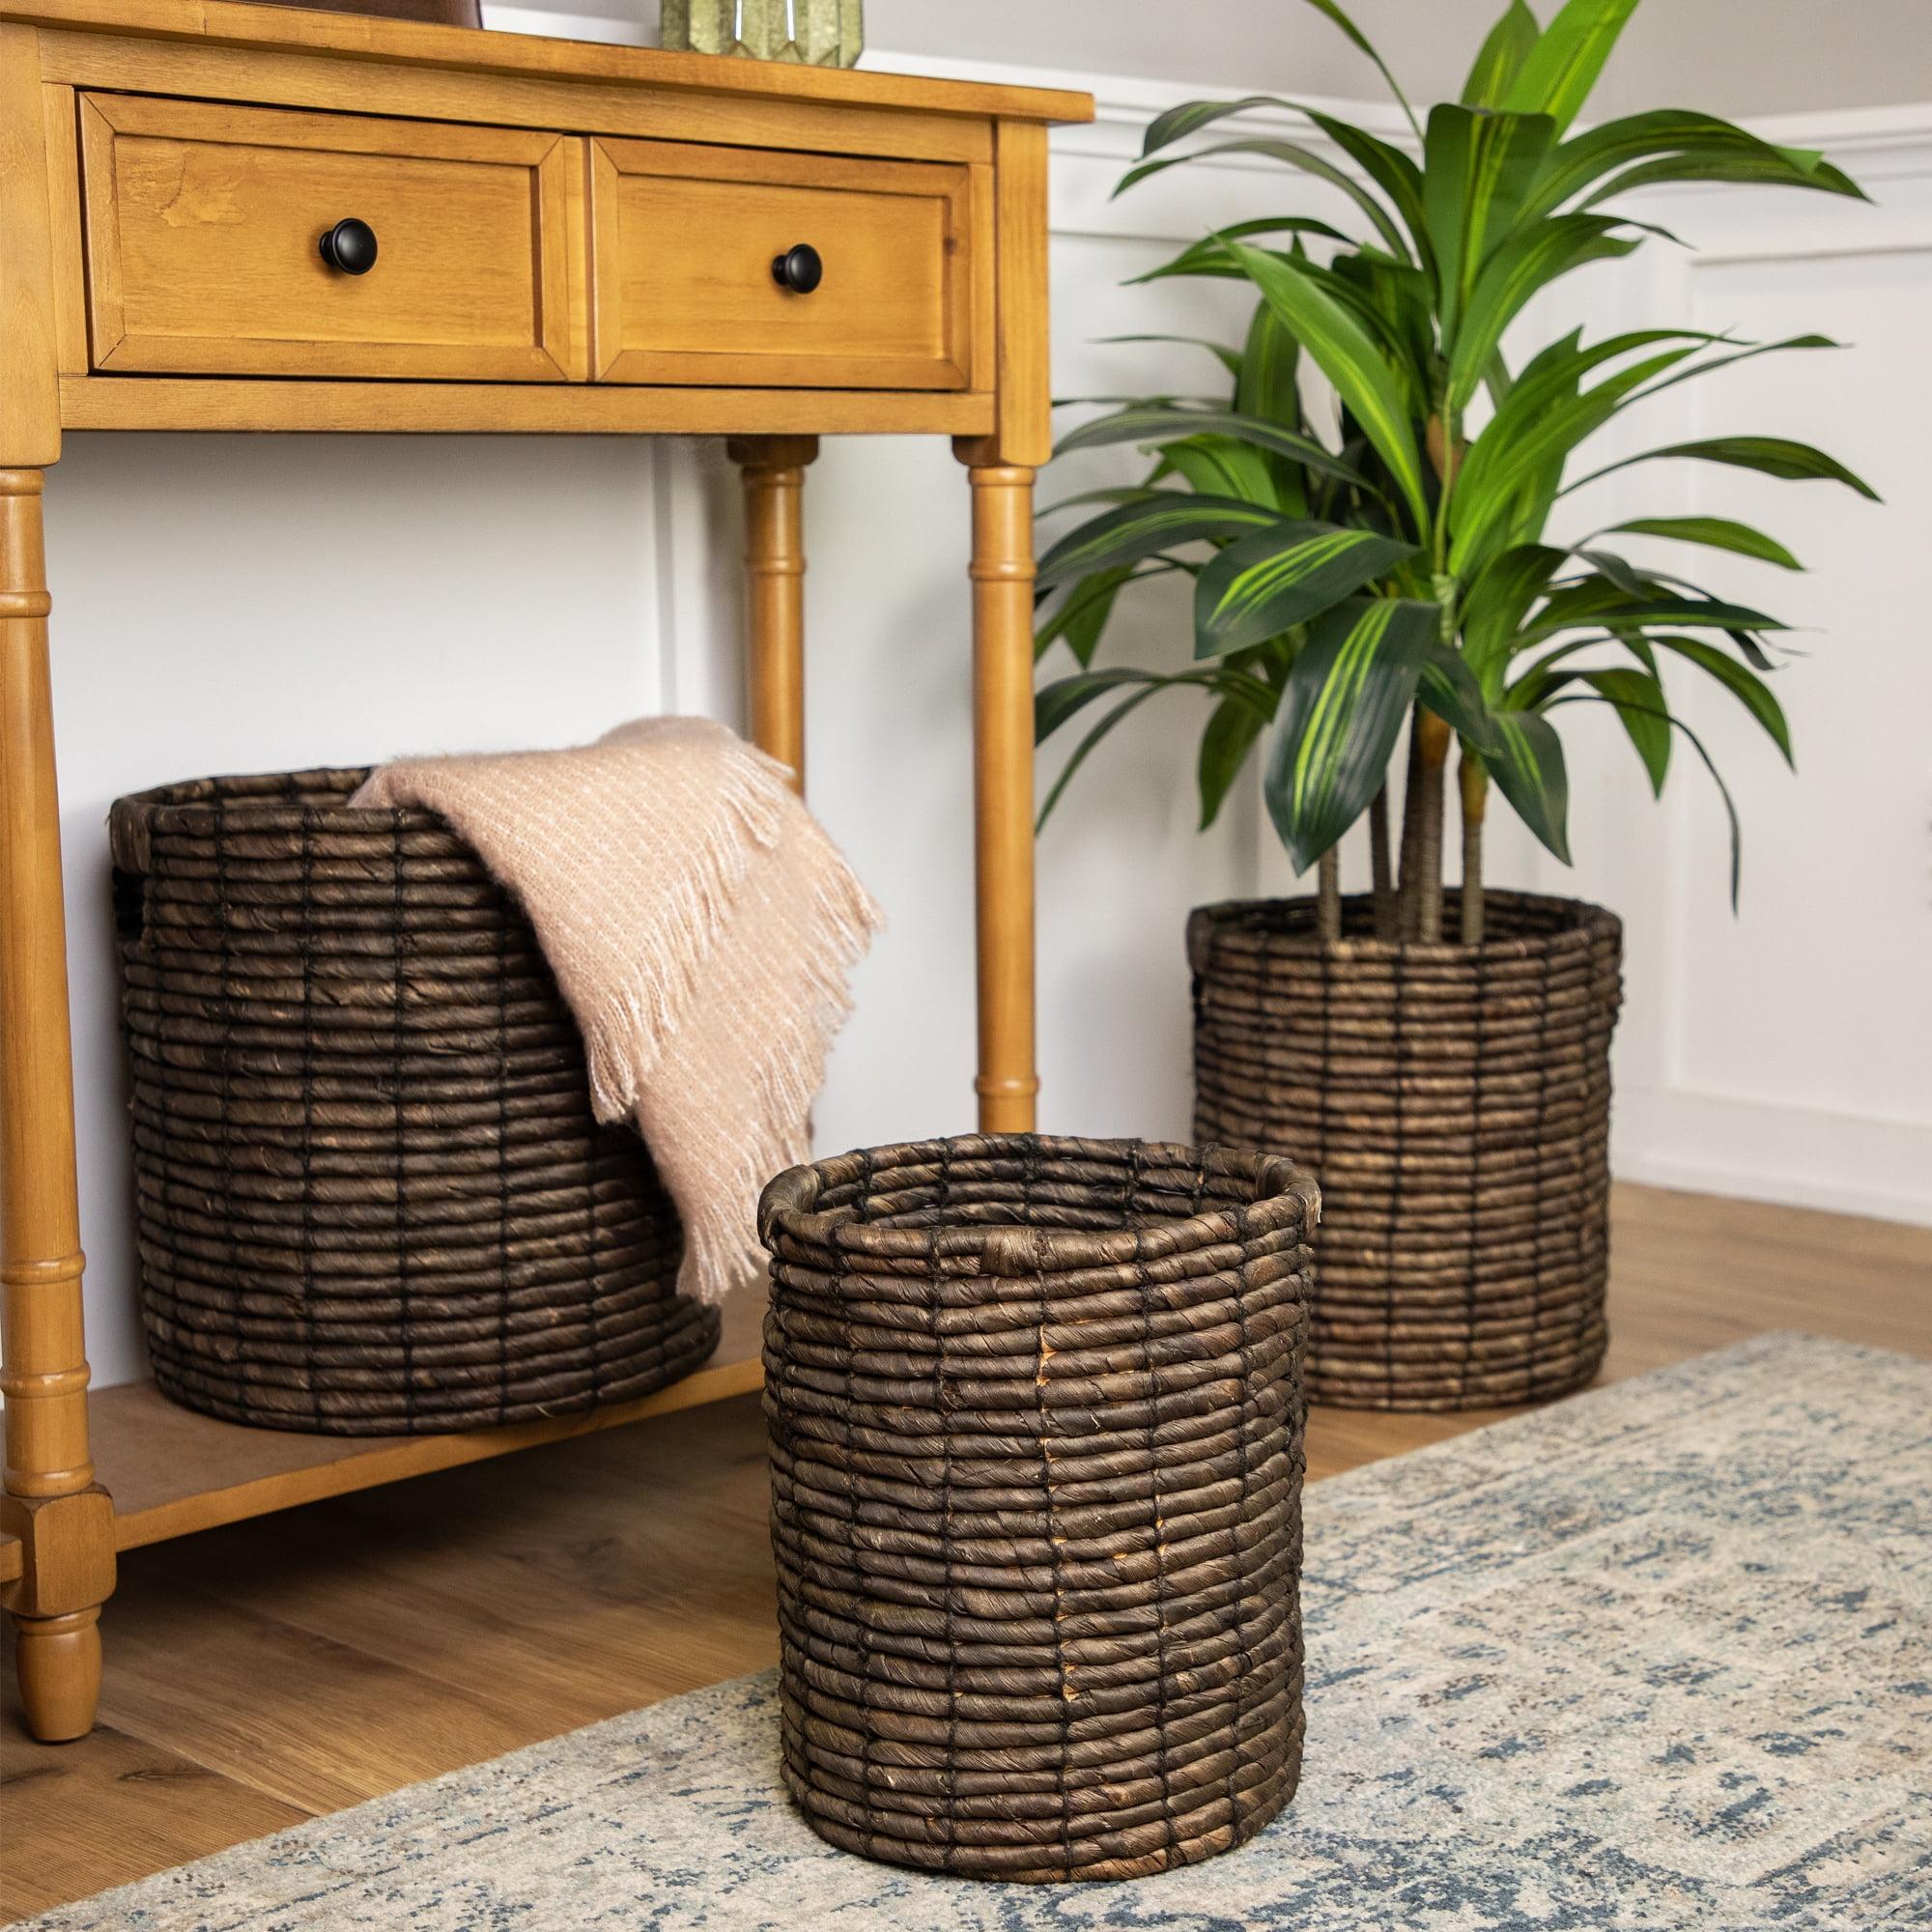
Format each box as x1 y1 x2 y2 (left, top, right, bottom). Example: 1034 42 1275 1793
107 798 156 948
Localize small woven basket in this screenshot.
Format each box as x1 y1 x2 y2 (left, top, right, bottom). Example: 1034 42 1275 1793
1190 890 1622 1412
758 1133 1317 1883
111 767 720 1435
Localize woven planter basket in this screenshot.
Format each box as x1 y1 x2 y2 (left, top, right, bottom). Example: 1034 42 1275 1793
110 768 720 1435
758 1133 1318 1883
1190 890 1621 1413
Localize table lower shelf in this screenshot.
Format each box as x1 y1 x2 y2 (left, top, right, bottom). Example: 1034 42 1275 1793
0 1281 766 1585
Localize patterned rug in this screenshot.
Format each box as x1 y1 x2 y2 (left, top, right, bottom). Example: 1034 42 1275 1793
26 1334 1931 1931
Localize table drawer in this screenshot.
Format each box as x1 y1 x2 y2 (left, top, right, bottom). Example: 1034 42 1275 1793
77 95 578 382
589 138 983 391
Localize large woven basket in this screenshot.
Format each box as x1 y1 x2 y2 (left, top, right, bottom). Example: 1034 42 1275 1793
1190 890 1622 1412
758 1133 1317 1883
110 767 720 1435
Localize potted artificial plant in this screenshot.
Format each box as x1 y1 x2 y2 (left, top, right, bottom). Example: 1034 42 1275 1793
1035 0 1876 1409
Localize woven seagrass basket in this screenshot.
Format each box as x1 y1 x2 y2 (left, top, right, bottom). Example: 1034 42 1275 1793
758 1133 1317 1883
110 767 720 1435
1190 890 1622 1413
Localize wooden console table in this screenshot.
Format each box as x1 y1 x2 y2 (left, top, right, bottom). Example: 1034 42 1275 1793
0 1 1090 1743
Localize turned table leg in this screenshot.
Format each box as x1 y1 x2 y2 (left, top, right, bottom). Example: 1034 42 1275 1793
954 453 1039 1135
0 469 114 1743
728 436 818 795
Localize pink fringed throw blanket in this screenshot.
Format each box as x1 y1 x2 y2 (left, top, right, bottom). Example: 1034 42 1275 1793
354 718 883 1306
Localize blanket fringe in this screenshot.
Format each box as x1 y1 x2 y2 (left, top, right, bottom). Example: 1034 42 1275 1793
355 717 882 1305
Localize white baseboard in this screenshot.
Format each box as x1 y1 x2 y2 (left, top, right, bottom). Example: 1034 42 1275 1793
1613 1091 1932 1229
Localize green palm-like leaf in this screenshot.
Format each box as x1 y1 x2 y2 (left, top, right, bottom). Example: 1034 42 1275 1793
1582 667 1673 793
1419 644 1497 749
1136 99 1434 266
1596 516 1801 571
1302 252 1436 402
1157 435 1285 507
1234 300 1311 514
1036 562 1178 667
1037 686 1166 828
1480 707 1572 862
1037 495 1284 590
1038 667 1274 828
1669 711 1746 910
1451 344 1703 570
1566 435 1880 499
1117 141 1413 262
1093 333 1244 378
1647 635 1794 764
1523 110 1867 220
1621 333 1841 415
1574 546 1662 595
1518 579 1792 646
1582 152 1864 209
1037 666 1167 742
1425 104 1556 332
1236 298 1303 433
1228 242 1433 531
1054 405 1374 491
1462 542 1567 684
1462 0 1541 107
1551 693 1746 904
1450 327 1780 569
1036 485 1166 519
1328 251 1437 402
1446 215 1641 410
1499 0 1640 134
1457 327 1713 505
1141 94 1295 157
1197 524 1422 658
1296 0 1424 141
1129 219 1352 286
1305 108 1435 273
1504 324 1715 403
1199 688 1275 828
1264 598 1439 870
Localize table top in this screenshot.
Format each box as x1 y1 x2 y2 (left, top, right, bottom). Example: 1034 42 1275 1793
0 0 1096 125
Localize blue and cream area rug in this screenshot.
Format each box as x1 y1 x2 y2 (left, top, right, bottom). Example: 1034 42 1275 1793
28 1334 1931 1931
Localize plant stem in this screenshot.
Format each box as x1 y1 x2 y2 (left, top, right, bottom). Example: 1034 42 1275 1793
1412 711 1452 944
1368 786 1396 942
1397 717 1426 940
1459 750 1489 947
1317 847 1342 944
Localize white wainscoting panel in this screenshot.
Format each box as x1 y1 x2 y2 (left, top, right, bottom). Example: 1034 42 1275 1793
1544 111 1932 1224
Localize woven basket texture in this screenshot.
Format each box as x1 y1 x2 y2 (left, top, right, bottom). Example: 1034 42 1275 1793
757 1133 1317 1883
110 767 720 1435
1190 890 1622 1413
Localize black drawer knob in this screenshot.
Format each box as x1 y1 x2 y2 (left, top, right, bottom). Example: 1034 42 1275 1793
771 242 823 295
319 218 379 276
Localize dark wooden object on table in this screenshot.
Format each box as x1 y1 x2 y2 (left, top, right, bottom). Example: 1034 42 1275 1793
255 0 483 27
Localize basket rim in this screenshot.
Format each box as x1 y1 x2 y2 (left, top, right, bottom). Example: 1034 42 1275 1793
1187 887 1621 973
757 1132 1318 1275
109 765 457 874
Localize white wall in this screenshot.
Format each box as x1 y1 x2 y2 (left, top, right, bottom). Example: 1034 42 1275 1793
1524 110 1932 1223
43 50 1932 1392
501 0 1932 119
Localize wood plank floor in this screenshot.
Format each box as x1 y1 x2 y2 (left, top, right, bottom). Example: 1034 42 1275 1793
5 1182 1928 1921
